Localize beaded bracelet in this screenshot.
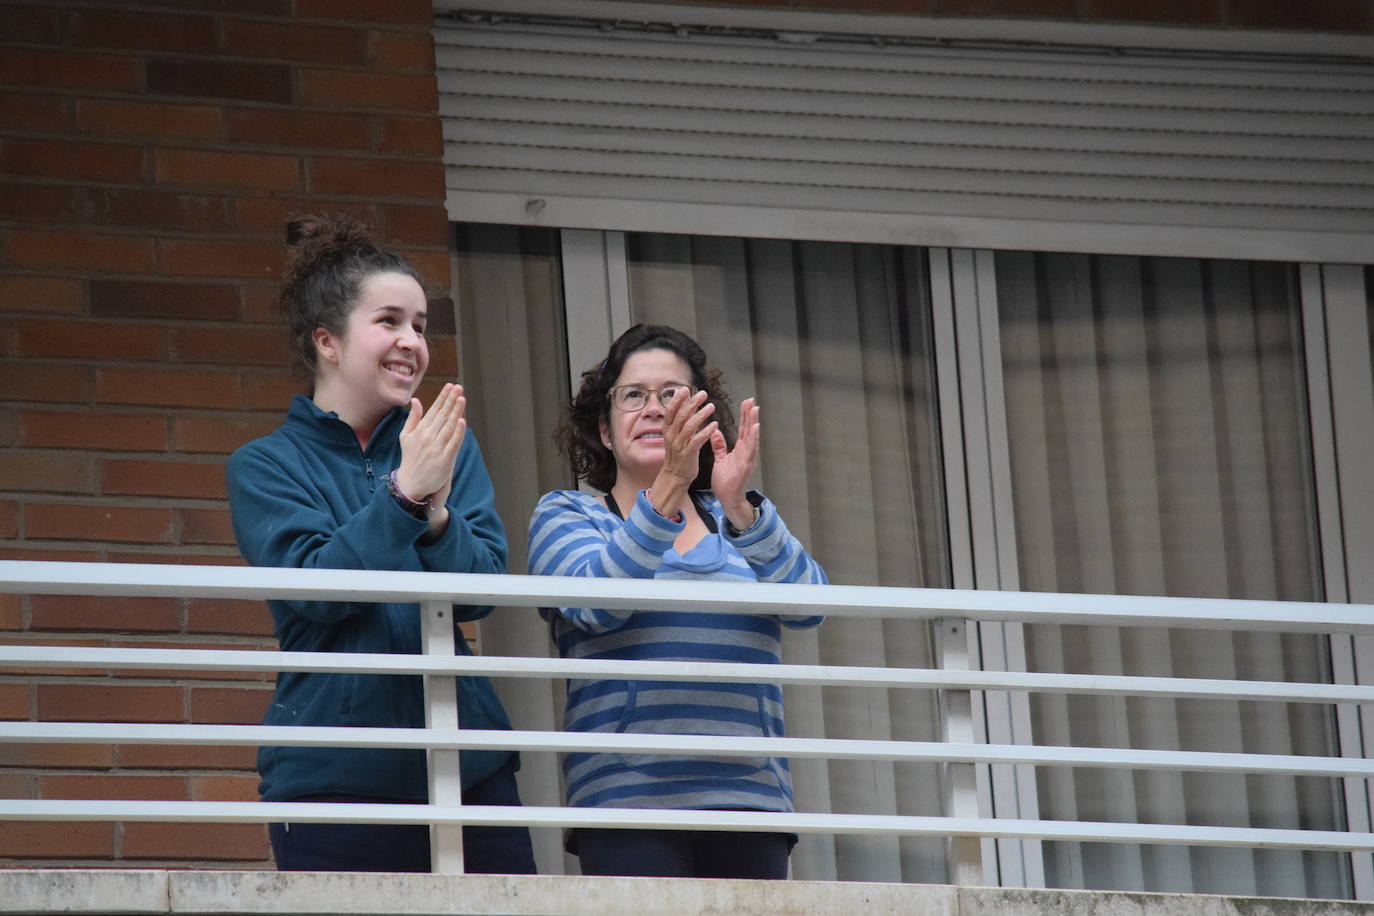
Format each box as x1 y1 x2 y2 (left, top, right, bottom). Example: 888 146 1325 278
386 470 430 520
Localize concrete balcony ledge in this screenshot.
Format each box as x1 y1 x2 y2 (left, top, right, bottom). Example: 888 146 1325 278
2 870 1371 916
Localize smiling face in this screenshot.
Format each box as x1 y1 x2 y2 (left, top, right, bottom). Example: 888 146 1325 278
311 271 429 433
600 347 695 490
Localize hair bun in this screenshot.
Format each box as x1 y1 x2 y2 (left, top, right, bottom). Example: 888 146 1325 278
285 213 374 249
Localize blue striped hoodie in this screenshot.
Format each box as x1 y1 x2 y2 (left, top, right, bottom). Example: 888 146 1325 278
527 488 825 812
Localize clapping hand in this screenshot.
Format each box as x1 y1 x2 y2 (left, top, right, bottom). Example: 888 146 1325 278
396 382 466 508
711 397 760 531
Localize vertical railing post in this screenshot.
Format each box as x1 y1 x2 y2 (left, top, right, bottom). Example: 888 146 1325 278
936 616 984 885
422 598 464 874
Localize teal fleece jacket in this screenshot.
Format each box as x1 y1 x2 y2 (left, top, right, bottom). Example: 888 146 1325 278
226 394 513 802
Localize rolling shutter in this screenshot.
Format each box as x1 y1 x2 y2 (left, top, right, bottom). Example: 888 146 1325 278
434 6 1374 261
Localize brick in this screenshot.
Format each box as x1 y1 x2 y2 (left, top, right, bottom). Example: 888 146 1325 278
0 682 28 719
0 822 114 858
368 31 435 73
179 508 235 546
103 458 227 499
1086 0 1223 24
0 138 144 183
159 238 284 280
0 3 62 43
171 326 289 367
190 685 272 724
297 0 432 25
402 249 451 288
90 280 237 321
238 281 282 323
140 0 288 13
424 336 458 378
41 774 189 801
0 363 90 402
425 299 455 337
98 368 239 408
106 550 243 566
146 58 292 105
172 413 278 455
377 115 442 156
0 276 84 315
186 599 274 637
71 9 217 53
0 451 92 493
0 546 103 563
235 197 379 236
0 409 13 447
0 773 33 798
21 410 169 451
226 108 372 151
191 774 259 801
155 148 298 193
382 203 448 247
308 157 443 199
37 683 185 722
76 98 224 142
122 821 269 861
1229 0 1370 30
98 188 232 232
0 49 141 93
0 592 19 629
0 91 70 133
243 371 306 410
117 742 255 770
6 230 156 275
29 596 181 633
0 742 114 768
938 0 1076 14
298 70 438 112
222 19 367 65
26 503 173 544
16 319 163 361
0 181 86 223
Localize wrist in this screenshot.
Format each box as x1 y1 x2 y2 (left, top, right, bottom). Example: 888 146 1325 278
725 503 761 536
387 470 430 520
643 487 683 522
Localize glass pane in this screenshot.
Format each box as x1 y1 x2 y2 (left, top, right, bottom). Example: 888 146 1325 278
995 251 1345 898
624 232 950 883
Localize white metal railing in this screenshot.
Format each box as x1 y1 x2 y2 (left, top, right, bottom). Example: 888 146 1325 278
2 560 1374 882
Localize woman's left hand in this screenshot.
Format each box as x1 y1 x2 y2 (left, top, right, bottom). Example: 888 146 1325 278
711 397 760 530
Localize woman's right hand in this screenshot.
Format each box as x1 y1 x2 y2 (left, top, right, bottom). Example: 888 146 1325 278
395 382 466 501
648 390 716 511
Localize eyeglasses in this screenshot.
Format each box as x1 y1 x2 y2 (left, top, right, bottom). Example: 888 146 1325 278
608 383 698 412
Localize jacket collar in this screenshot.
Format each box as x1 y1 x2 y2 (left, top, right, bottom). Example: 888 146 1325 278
283 393 405 454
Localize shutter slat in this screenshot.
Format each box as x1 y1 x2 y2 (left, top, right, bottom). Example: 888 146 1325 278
436 14 1374 260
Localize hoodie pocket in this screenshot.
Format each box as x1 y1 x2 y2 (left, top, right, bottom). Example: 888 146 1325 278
615 681 771 777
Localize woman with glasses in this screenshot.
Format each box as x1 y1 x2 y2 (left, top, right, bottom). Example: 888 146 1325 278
527 323 826 879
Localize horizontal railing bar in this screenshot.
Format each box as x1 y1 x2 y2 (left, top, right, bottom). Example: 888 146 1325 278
1 800 1369 852
1 644 1370 706
3 723 1371 779
3 560 1372 634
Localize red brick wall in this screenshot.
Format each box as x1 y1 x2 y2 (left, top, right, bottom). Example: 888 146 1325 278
0 0 453 869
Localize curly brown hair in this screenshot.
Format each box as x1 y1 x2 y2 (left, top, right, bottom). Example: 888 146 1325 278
555 324 736 493
279 213 430 377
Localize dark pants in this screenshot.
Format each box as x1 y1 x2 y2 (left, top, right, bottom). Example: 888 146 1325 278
269 758 536 874
574 828 792 879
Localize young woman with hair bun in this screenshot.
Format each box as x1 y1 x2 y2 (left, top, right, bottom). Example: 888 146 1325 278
226 213 535 874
